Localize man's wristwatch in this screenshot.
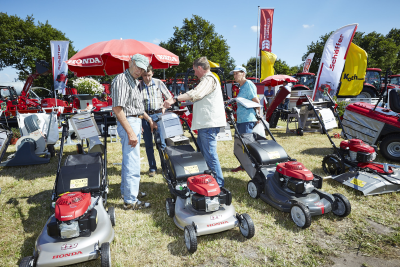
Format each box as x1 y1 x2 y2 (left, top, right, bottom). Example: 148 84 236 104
173 95 179 103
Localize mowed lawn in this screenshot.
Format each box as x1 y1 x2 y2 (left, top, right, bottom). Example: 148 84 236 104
0 121 399 267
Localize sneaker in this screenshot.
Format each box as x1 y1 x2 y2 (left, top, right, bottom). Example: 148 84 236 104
134 200 151 209
149 171 156 177
231 166 244 172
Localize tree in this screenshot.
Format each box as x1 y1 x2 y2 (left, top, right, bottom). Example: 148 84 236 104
0 13 77 88
274 59 291 75
386 28 400 74
159 15 235 79
242 57 257 78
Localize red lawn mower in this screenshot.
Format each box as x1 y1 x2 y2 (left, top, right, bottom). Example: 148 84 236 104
305 94 400 196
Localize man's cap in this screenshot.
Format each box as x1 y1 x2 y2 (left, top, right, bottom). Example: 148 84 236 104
131 54 149 70
229 66 247 75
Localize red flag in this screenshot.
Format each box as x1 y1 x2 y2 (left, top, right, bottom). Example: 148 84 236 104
259 9 274 52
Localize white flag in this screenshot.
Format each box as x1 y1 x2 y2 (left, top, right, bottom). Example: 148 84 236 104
312 24 358 101
302 53 315 73
51 41 69 94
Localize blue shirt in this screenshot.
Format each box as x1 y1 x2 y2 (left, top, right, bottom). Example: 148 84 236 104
264 88 274 98
237 80 257 123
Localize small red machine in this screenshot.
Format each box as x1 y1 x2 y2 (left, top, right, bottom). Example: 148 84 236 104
55 192 91 221
187 174 220 196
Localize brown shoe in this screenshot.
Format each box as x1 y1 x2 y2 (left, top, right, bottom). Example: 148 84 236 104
231 166 244 172
149 171 156 177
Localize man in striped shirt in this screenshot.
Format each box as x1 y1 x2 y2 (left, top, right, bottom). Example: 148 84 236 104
111 54 153 210
140 65 172 177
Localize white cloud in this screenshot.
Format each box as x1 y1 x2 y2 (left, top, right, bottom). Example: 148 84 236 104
153 38 161 44
251 26 259 32
303 24 314 28
233 25 237 28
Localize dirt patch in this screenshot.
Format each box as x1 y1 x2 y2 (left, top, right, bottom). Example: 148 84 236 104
366 218 394 235
330 252 400 267
239 245 259 260
196 256 230 267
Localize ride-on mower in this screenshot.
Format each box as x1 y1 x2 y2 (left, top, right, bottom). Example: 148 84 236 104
19 112 115 267
154 110 255 253
226 99 351 229
307 94 400 196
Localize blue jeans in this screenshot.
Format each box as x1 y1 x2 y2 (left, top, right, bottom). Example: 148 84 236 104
236 121 256 135
279 98 290 110
117 117 141 204
196 127 224 187
142 113 166 172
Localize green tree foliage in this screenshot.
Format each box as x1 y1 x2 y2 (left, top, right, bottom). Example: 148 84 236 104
0 13 77 88
274 59 291 75
242 57 257 78
386 28 400 74
159 15 235 79
302 29 400 74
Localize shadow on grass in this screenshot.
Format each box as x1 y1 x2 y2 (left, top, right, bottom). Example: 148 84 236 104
8 189 53 264
300 147 334 157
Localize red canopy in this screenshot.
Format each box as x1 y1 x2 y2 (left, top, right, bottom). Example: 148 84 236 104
67 39 179 77
261 75 297 87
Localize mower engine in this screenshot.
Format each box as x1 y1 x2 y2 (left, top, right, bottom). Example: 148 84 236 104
187 174 231 212
276 161 317 194
48 192 98 239
340 139 376 163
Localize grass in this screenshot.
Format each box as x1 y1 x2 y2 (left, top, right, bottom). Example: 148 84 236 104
1 121 400 266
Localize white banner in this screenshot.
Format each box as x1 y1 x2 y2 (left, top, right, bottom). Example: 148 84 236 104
51 41 69 94
312 24 358 101
302 53 315 73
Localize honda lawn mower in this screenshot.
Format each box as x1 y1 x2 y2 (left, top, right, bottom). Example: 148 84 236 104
306 95 400 196
153 111 255 253
19 112 115 267
225 100 351 229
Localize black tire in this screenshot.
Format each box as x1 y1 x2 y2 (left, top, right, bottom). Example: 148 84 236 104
357 87 376 98
76 143 83 154
19 256 35 267
380 134 400 162
166 198 175 218
101 242 111 267
332 193 351 217
322 154 345 175
184 225 197 253
290 202 312 229
239 213 255 239
296 128 303 136
108 207 116 227
247 181 261 199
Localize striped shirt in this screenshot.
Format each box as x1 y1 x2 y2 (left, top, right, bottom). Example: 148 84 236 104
186 73 218 102
111 69 144 117
139 78 172 112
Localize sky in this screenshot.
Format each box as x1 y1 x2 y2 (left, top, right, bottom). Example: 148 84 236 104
0 0 398 82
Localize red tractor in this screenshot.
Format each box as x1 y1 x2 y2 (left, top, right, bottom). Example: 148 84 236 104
357 68 400 98
292 72 316 91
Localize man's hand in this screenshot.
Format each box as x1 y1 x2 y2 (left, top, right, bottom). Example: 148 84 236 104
163 98 175 109
150 120 157 132
128 132 139 148
161 107 166 114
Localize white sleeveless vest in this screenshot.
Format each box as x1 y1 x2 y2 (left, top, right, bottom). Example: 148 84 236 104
191 72 226 130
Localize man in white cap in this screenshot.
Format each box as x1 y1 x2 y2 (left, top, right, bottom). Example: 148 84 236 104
163 57 226 187
111 54 153 210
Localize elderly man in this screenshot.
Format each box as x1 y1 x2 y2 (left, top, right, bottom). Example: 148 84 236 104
140 65 172 177
164 57 226 187
111 54 152 210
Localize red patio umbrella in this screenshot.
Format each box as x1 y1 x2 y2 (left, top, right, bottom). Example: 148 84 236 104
66 39 179 77
261 74 297 87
